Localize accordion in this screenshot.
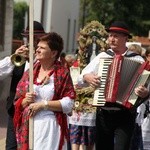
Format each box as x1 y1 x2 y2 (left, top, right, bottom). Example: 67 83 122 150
93 55 150 109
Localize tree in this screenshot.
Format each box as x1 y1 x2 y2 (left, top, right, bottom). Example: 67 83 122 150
13 1 28 39
80 0 150 36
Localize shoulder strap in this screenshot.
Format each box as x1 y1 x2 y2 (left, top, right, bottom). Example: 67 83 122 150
124 51 141 57
105 50 141 57
105 50 114 56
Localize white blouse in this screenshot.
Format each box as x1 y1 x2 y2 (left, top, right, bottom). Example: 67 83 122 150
33 74 74 150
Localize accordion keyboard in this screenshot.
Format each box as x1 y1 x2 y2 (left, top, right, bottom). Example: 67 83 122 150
92 55 150 109
92 58 113 106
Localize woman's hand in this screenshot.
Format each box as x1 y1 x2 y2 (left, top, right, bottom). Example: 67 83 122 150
28 101 45 117
21 92 36 108
134 85 149 98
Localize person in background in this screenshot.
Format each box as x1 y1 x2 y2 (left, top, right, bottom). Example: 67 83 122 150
135 46 150 150
129 44 145 150
69 54 96 150
145 46 150 62
78 21 149 150
13 32 75 150
64 53 79 150
128 44 143 55
59 52 66 64
5 21 46 150
65 54 76 68
69 90 96 150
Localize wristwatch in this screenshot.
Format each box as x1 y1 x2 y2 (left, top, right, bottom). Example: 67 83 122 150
43 100 49 110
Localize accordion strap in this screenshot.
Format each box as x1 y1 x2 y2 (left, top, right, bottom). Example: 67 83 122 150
105 50 140 57
125 51 141 57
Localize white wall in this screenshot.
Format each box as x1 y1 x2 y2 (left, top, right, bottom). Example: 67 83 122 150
0 0 14 102
15 0 80 54
0 0 13 58
53 0 79 53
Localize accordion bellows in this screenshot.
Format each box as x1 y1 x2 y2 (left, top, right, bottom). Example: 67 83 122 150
93 55 150 109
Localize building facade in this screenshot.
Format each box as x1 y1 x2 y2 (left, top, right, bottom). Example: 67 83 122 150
19 0 80 54
0 0 13 58
0 0 80 101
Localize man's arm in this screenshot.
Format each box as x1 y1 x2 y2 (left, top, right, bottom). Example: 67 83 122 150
0 45 29 80
78 52 107 88
0 56 14 80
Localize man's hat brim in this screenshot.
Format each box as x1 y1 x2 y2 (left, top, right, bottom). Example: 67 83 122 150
21 21 45 36
106 27 132 39
21 30 46 36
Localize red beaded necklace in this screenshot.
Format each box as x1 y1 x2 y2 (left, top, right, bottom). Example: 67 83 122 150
33 64 54 86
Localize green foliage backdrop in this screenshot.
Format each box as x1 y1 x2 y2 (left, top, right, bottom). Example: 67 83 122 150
80 0 150 36
13 1 28 39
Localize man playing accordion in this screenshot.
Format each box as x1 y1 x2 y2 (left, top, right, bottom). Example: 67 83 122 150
78 21 149 150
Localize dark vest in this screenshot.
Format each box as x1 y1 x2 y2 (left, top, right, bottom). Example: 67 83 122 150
105 49 141 57
6 64 25 117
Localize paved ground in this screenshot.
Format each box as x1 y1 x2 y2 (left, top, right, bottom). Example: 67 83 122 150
0 138 6 150
0 77 12 150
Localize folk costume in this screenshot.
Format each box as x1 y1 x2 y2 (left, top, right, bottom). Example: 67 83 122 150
78 49 145 150
6 21 46 150
68 20 108 148
13 61 75 150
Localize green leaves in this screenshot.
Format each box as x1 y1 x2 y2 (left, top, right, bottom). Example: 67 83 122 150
13 1 29 39
80 0 150 36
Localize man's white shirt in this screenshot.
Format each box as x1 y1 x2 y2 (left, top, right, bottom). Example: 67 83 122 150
0 57 14 80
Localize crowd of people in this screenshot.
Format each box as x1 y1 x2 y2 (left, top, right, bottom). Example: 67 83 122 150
0 20 150 150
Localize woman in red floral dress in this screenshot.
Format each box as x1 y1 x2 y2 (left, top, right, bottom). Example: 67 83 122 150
13 32 76 150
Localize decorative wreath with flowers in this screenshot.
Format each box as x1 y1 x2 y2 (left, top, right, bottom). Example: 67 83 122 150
74 86 97 113
73 20 108 113
77 20 109 70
